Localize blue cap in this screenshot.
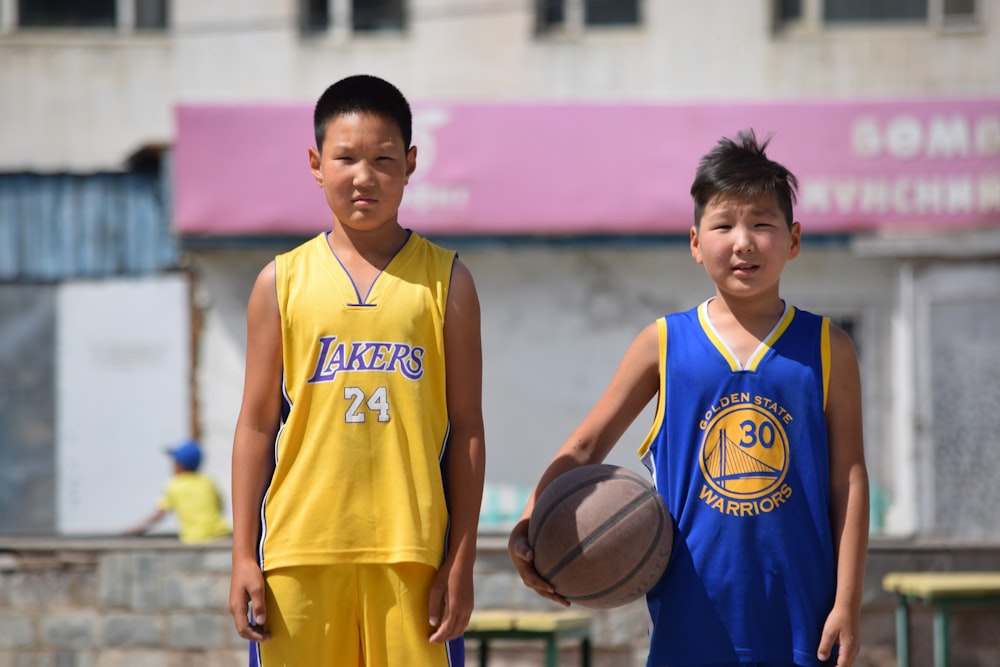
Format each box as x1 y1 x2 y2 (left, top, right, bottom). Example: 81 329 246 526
167 440 202 471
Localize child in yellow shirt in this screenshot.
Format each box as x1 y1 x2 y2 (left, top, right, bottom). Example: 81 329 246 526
127 440 232 544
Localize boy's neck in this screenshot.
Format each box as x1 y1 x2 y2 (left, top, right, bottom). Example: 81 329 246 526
327 221 410 266
707 292 786 329
705 294 788 367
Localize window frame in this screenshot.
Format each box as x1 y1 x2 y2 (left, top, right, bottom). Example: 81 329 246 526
773 0 980 34
1 0 167 32
299 0 407 39
535 0 642 38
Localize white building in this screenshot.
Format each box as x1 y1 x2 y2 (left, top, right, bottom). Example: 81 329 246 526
1 0 998 541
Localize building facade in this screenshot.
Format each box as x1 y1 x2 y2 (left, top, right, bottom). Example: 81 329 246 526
1 0 999 542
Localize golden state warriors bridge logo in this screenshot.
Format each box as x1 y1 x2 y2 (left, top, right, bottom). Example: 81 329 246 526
698 395 794 517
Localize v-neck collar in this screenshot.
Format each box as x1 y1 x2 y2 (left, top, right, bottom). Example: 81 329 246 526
323 230 412 306
696 299 795 372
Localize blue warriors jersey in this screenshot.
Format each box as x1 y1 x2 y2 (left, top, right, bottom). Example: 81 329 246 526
637 301 836 667
260 231 456 571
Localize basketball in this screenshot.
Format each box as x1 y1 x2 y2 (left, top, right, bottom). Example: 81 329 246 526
528 463 673 609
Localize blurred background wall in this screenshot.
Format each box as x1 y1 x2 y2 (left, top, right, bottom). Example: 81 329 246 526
1 0 998 545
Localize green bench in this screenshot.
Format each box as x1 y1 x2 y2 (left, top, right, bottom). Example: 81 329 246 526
464 609 593 667
883 571 1000 667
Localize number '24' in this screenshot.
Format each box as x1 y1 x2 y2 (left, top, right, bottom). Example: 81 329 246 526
344 386 390 423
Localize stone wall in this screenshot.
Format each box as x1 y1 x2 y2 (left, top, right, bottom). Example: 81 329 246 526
1 537 999 667
0 538 243 667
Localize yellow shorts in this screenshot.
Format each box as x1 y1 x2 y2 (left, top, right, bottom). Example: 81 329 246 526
254 563 464 667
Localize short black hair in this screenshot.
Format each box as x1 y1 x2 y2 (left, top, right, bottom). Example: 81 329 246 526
690 129 798 229
313 74 413 151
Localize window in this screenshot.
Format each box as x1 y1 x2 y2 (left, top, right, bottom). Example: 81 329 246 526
14 0 166 29
300 0 405 35
585 0 638 26
941 0 977 26
18 0 115 28
776 0 802 22
536 0 640 34
301 0 328 32
135 0 166 30
775 0 977 29
353 0 404 32
536 0 564 31
825 0 928 22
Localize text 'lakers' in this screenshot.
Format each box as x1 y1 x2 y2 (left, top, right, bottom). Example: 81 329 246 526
308 336 425 383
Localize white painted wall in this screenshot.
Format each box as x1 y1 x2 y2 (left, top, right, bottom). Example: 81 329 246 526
6 0 996 539
192 241 897 525
189 250 275 519
56 275 191 535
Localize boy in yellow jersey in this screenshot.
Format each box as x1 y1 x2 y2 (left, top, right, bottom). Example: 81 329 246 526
228 75 486 667
125 439 232 544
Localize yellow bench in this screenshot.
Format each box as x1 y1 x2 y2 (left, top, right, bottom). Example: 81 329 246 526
882 571 1000 667
464 609 593 667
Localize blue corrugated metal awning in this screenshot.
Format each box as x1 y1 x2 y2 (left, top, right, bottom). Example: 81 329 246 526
0 172 178 281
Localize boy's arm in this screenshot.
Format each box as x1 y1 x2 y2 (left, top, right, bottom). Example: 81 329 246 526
508 321 660 605
123 508 167 536
227 261 283 643
428 259 486 644
817 324 870 667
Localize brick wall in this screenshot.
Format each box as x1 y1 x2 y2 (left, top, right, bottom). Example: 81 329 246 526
0 538 244 667
1 537 999 667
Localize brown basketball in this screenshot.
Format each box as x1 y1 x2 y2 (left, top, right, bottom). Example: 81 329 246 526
528 464 673 609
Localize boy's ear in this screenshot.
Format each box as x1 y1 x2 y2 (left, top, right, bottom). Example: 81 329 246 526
308 146 323 186
405 145 417 183
689 226 704 264
788 221 802 259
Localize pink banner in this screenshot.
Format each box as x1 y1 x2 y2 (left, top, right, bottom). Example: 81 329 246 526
174 98 1000 235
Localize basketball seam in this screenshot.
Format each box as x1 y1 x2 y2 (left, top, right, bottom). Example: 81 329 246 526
531 470 643 544
568 497 668 604
538 487 660 584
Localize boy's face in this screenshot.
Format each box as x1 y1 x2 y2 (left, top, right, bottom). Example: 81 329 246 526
690 193 801 301
308 112 416 232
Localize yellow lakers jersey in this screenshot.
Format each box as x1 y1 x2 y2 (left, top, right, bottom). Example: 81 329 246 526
260 231 456 571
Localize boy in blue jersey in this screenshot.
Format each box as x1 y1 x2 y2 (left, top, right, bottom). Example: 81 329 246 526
509 130 869 667
228 75 485 666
